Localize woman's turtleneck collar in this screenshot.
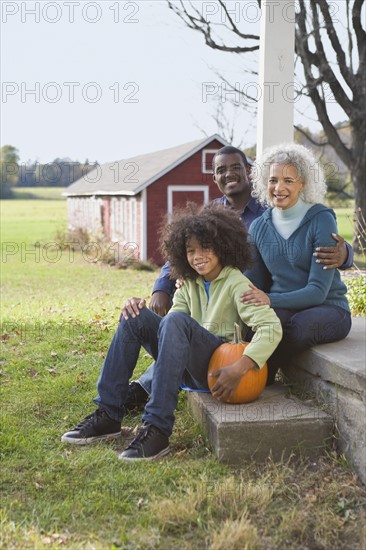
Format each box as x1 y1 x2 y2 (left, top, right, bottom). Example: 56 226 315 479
272 198 313 239
274 197 310 218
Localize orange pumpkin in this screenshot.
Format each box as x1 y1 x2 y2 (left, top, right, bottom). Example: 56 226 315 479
207 324 268 404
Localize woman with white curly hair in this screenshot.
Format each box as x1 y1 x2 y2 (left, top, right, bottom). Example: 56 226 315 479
241 143 352 384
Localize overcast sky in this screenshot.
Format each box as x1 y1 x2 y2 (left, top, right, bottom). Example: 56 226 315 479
1 0 349 164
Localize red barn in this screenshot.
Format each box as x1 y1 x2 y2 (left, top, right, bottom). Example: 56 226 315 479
64 135 228 265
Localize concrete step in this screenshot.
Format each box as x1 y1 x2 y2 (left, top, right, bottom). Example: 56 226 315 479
283 316 366 484
285 316 365 393
187 383 333 466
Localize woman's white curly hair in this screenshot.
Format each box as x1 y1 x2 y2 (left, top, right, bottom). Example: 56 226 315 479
251 143 327 206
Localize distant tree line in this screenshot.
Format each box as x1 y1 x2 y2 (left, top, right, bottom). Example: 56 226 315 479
0 144 96 198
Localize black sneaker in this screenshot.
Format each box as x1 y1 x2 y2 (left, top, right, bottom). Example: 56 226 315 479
119 424 170 461
124 381 149 412
61 408 121 445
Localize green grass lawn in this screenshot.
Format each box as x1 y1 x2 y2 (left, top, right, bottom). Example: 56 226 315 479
1 194 365 549
333 206 365 268
335 208 354 244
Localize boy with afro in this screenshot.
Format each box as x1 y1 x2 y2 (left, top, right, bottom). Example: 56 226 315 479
62 203 282 461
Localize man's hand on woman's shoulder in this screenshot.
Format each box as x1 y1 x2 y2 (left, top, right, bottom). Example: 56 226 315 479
313 233 348 270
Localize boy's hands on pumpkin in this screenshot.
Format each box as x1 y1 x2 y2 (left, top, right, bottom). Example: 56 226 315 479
175 278 184 289
149 291 171 316
120 297 146 321
209 356 256 402
313 233 348 269
240 284 271 306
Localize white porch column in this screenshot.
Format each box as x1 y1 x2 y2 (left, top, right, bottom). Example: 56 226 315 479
256 0 296 159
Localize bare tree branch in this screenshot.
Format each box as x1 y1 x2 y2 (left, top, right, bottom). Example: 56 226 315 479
209 68 259 108
295 0 352 167
218 0 259 42
167 1 259 53
352 0 366 57
294 125 329 147
299 0 353 116
346 0 354 74
316 0 354 89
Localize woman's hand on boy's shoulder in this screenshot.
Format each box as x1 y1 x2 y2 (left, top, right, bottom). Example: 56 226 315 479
175 278 184 290
120 297 146 321
240 284 271 306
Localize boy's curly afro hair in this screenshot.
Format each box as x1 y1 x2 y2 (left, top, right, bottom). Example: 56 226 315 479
159 202 252 281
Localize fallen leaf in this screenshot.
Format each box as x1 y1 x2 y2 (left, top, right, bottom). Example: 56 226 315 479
120 426 134 437
76 373 86 384
174 449 188 457
0 333 10 341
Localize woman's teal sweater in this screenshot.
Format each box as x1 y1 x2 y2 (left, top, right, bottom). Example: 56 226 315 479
245 204 350 312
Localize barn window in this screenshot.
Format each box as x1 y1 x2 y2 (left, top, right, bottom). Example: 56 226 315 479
167 185 209 220
202 149 220 174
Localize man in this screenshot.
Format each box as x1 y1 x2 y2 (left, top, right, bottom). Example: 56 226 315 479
61 146 353 443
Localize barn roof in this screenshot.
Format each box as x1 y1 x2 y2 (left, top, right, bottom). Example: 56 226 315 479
64 134 228 197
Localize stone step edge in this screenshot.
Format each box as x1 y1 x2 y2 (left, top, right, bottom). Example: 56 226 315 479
187 390 334 463
187 385 333 425
287 317 366 394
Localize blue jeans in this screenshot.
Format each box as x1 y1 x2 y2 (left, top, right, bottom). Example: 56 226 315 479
139 362 156 394
138 304 352 390
268 305 352 367
93 308 223 436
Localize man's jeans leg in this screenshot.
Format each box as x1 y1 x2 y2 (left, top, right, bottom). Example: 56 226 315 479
138 362 155 394
93 308 162 421
142 311 223 437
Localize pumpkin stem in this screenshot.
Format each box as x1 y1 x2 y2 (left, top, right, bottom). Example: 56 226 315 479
233 323 243 344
